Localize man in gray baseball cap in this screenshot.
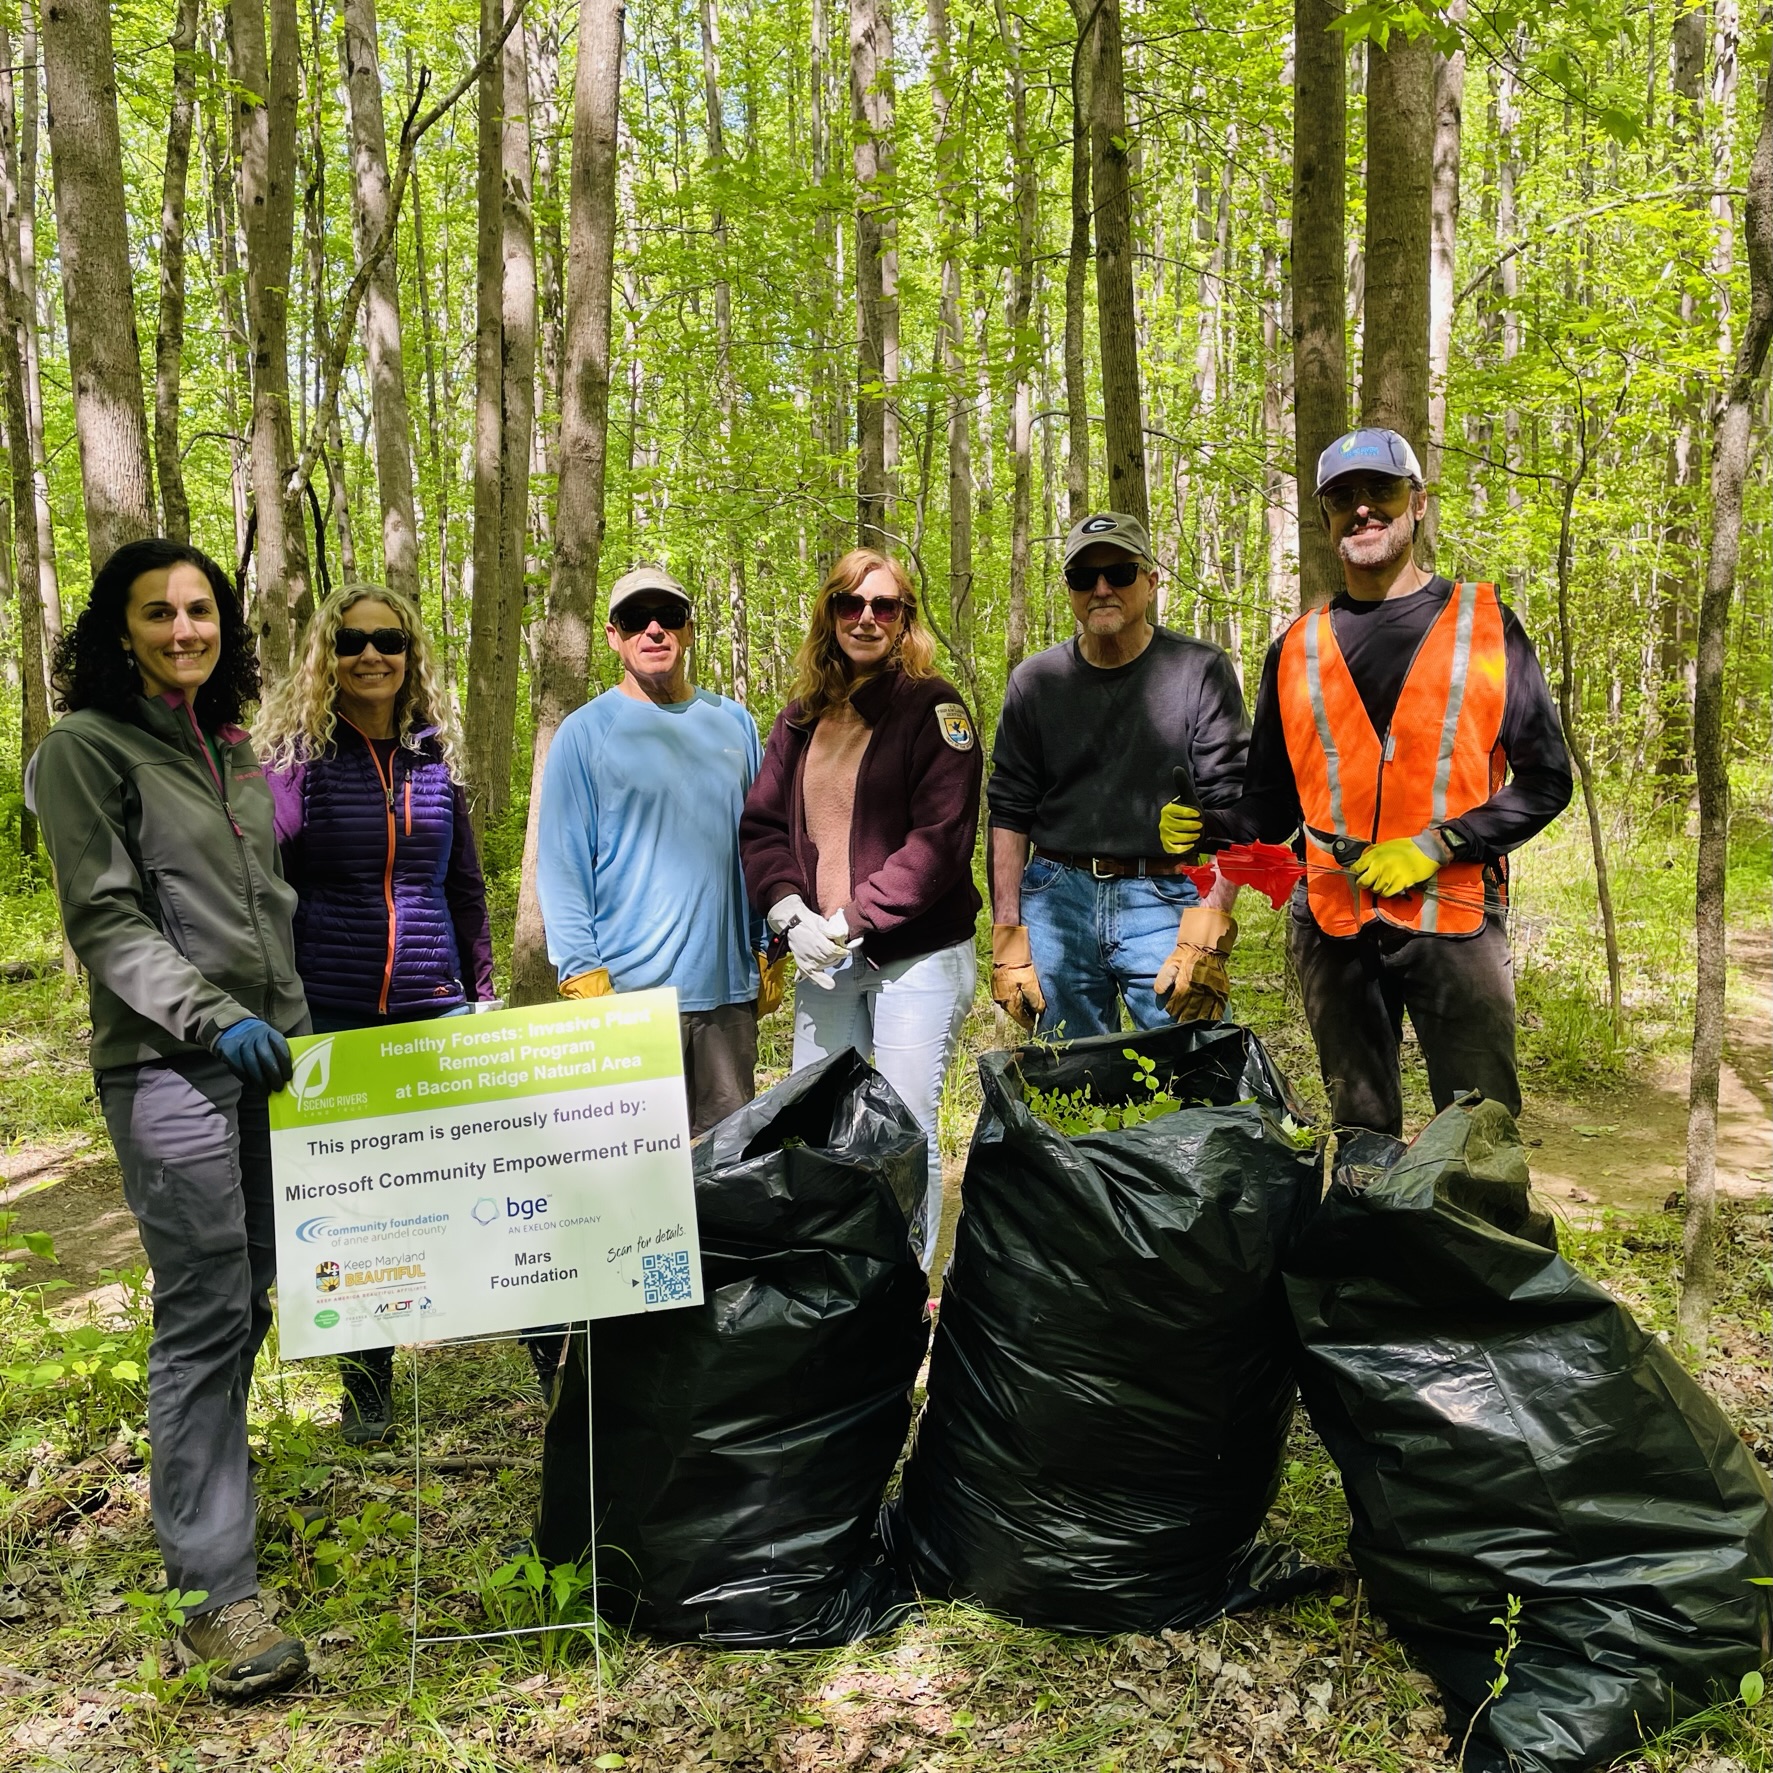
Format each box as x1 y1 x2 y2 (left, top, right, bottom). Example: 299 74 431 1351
985 509 1249 1038
1159 426 1572 1135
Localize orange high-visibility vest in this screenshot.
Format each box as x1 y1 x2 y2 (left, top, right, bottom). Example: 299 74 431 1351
1277 581 1507 936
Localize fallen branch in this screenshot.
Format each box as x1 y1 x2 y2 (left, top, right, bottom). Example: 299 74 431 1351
9 1436 140 1535
351 1453 539 1474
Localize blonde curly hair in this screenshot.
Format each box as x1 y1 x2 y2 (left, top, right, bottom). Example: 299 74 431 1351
255 582 461 776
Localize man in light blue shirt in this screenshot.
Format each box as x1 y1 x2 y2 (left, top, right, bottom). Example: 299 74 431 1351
536 565 777 1133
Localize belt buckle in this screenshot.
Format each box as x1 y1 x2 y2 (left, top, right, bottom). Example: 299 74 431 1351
1091 856 1115 880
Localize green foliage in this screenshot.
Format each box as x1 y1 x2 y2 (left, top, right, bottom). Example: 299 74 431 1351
477 1551 608 1669
1022 1048 1186 1135
0 1268 151 1449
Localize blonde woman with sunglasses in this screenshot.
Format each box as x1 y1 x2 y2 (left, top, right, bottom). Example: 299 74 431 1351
255 584 497 1440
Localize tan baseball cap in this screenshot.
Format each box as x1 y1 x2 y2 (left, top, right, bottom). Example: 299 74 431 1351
607 564 692 617
1062 511 1156 570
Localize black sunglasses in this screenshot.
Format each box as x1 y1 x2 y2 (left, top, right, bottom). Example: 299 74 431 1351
613 599 691 634
1320 475 1411 516
335 626 408 656
1063 559 1143 593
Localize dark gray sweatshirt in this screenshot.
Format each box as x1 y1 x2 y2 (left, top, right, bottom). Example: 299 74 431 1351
986 627 1250 857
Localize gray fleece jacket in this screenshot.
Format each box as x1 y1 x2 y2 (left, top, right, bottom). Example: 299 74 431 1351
26 694 308 1071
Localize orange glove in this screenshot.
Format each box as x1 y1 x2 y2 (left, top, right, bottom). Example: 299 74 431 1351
990 924 1045 1031
559 968 614 999
755 951 788 1019
1154 907 1238 1024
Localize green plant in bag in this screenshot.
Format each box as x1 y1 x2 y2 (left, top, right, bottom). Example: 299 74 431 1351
1023 1050 1188 1136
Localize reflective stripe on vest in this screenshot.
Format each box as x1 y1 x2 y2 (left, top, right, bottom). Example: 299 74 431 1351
1278 582 1507 937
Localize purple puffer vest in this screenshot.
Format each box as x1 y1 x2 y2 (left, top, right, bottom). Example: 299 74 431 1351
268 725 492 1018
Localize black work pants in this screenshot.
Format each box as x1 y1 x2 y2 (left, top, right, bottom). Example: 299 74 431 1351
1289 905 1520 1137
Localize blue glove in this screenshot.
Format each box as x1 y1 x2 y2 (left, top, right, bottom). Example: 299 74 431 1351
215 1018 295 1091
443 1004 475 1017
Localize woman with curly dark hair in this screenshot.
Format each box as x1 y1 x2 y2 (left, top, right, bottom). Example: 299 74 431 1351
28 538 311 1701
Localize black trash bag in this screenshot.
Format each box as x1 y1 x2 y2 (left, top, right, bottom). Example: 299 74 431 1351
536 1050 931 1647
1286 1094 1773 1773
884 1022 1325 1634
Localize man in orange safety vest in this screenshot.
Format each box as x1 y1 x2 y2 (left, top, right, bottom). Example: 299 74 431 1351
1160 428 1573 1134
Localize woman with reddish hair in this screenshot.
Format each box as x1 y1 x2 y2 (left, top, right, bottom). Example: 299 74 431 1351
741 550 983 1268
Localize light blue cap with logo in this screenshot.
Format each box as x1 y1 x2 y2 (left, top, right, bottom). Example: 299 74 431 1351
1315 427 1424 495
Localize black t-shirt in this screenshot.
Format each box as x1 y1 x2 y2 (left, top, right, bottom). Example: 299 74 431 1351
1202 577 1572 864
987 626 1250 856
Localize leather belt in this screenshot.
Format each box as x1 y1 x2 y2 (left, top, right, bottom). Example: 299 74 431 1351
1034 848 1192 880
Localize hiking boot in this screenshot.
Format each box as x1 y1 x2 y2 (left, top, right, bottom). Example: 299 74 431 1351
339 1349 394 1445
173 1595 308 1701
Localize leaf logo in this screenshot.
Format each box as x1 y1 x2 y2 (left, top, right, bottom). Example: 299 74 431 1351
291 1038 335 1105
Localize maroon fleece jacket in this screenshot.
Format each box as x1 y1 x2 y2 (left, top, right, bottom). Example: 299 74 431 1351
741 668 983 966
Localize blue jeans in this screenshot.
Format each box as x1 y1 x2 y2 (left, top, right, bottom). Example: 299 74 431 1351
792 937 977 1270
1020 856 1200 1039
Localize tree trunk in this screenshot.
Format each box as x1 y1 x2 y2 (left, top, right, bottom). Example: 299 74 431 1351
1657 2 1708 786
850 0 898 547
1291 0 1346 609
1422 1 1465 561
996 0 1035 673
0 47 46 852
16 0 57 656
1063 5 1091 523
151 0 200 542
341 0 421 602
928 0 972 670
228 0 313 674
510 0 623 1006
1262 132 1298 628
1360 27 1434 444
203 36 253 567
39 0 156 570
699 0 748 705
498 17 536 774
466 0 507 828
810 0 843 574
1679 69 1770 1362
1086 0 1146 526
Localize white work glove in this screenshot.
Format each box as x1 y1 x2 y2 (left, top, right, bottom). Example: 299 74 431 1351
766 894 856 987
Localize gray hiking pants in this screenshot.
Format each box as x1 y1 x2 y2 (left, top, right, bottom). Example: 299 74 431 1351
98 1053 275 1613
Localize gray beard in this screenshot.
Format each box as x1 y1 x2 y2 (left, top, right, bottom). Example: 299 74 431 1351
1339 516 1414 571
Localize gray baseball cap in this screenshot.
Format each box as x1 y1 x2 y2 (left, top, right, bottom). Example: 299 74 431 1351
607 564 692 618
1062 511 1157 570
1315 428 1424 494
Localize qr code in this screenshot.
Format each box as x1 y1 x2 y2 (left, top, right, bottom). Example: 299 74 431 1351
642 1248 693 1305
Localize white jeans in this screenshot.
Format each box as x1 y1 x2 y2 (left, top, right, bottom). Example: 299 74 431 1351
792 937 977 1270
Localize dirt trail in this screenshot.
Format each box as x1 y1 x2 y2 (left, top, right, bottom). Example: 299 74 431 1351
1520 926 1772 1217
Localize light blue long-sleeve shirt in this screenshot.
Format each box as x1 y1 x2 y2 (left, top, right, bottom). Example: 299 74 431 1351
535 686 765 1011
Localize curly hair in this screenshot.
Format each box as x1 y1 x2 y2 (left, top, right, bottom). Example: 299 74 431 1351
51 539 260 730
790 549 936 720
254 581 462 776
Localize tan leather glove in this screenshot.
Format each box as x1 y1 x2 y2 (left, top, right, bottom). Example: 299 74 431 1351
1154 907 1238 1024
755 951 788 1019
990 924 1045 1031
560 968 614 1000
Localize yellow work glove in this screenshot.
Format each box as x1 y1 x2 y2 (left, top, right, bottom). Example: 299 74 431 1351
1350 835 1441 899
990 924 1045 1032
1154 907 1238 1023
559 968 614 999
1158 801 1203 856
755 950 788 1019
